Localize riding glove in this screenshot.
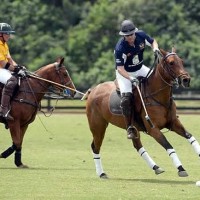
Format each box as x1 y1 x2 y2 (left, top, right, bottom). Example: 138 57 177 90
130 77 139 86
17 69 26 77
153 48 161 57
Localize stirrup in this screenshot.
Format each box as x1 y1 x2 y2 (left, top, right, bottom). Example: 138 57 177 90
4 114 14 121
127 126 139 139
4 111 14 121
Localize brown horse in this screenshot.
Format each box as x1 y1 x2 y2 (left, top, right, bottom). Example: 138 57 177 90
0 58 76 167
86 48 200 179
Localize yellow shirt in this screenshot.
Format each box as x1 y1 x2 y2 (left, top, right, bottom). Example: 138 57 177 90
0 40 9 62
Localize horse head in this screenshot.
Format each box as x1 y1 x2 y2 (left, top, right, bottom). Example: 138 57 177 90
36 57 76 98
159 48 190 88
54 57 76 97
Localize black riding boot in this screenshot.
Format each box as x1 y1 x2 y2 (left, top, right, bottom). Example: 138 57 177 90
0 76 18 121
121 92 138 139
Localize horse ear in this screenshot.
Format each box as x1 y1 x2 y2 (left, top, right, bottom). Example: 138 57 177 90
160 49 167 57
58 57 64 68
172 46 176 53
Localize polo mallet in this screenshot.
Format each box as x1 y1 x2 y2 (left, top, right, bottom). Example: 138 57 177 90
136 85 154 128
28 73 85 96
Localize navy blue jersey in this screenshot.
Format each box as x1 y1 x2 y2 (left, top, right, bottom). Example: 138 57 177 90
114 30 154 72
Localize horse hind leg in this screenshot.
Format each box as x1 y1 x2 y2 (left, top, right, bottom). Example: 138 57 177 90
89 116 108 179
15 147 28 168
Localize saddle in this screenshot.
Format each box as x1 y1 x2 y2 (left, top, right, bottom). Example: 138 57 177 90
109 78 145 115
109 79 146 130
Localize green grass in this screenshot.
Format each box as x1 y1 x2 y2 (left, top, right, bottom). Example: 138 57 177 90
0 114 200 199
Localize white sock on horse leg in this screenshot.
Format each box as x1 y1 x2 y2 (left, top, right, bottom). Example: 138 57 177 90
187 136 200 155
93 153 104 176
167 149 182 168
138 147 156 169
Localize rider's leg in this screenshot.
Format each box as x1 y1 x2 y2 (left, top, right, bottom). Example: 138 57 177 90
120 92 138 139
116 70 139 139
0 76 18 120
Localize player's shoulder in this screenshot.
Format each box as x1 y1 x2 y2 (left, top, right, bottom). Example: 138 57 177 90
115 38 127 51
135 30 147 37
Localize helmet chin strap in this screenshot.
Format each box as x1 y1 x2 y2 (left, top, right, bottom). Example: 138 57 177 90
0 33 6 43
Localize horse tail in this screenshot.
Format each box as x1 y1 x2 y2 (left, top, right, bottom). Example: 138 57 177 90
81 88 91 101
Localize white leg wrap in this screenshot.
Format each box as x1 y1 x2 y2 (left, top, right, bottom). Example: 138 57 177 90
167 149 182 168
93 153 104 176
187 136 200 155
138 147 156 169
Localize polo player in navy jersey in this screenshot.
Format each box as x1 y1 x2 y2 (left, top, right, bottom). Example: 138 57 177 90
114 19 160 139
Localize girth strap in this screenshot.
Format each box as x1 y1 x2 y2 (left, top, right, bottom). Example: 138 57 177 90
13 98 39 108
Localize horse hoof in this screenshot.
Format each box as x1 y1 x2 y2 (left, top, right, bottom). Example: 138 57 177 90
155 167 165 175
17 164 29 169
178 171 188 177
100 173 108 179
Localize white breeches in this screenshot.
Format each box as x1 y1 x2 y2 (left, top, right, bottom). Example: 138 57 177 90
116 65 150 94
0 69 12 84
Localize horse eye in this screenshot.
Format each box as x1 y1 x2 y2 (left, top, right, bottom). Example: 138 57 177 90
169 61 174 66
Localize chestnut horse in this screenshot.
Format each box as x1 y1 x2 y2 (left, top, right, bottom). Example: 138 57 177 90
86 48 200 179
0 58 76 167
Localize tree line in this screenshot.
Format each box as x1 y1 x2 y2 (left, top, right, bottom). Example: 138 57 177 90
1 0 199 91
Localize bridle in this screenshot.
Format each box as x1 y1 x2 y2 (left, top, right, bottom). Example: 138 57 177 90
157 53 188 87
143 51 190 109
54 63 74 90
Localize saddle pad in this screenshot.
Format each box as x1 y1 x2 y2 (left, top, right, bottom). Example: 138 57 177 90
109 90 122 115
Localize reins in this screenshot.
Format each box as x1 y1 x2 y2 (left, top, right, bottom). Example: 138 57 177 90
27 73 85 96
145 52 162 79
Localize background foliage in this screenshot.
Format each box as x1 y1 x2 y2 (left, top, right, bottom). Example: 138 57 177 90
0 0 199 90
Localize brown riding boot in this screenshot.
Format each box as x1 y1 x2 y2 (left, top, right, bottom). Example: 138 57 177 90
0 94 14 121
0 76 18 121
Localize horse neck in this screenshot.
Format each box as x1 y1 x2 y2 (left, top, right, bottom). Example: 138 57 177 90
146 65 172 103
29 65 54 100
26 78 50 102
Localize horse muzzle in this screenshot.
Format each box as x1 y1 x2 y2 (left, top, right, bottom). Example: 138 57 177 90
178 74 190 88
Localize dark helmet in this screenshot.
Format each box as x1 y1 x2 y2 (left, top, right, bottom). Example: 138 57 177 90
0 23 15 34
119 20 137 36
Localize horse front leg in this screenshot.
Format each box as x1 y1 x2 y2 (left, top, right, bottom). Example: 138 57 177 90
0 140 25 168
0 143 17 158
171 117 200 158
132 135 165 175
9 123 28 168
88 114 108 179
91 141 107 179
148 127 188 177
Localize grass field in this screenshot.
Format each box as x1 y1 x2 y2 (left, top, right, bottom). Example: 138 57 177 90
0 114 200 199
